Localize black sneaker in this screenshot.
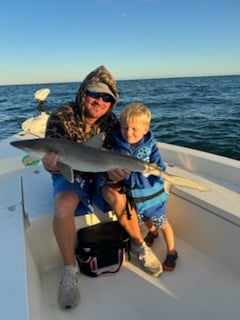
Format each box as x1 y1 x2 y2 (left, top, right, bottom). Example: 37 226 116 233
163 251 178 271
144 231 159 247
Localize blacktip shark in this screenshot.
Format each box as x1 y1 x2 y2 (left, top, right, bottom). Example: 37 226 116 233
10 135 210 192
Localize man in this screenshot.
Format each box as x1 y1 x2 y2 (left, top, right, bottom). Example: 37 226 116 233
42 65 162 309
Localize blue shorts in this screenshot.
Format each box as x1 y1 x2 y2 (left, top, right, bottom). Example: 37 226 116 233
52 175 110 216
137 199 168 228
138 212 168 228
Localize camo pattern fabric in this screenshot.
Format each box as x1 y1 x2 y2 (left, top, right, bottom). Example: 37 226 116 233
45 65 119 149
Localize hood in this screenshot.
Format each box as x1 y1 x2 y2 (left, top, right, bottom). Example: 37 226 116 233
75 65 119 123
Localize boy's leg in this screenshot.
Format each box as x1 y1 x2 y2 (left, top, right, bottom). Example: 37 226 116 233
160 222 178 271
160 221 175 254
143 218 159 247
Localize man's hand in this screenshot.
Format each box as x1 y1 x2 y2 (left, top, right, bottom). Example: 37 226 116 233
107 168 130 182
42 152 58 172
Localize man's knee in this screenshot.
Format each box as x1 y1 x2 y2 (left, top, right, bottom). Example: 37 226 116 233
55 191 79 218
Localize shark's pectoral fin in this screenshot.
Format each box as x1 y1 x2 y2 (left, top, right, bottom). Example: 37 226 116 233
57 162 74 183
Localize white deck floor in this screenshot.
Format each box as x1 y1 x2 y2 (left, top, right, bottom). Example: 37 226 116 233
1 136 239 320
38 235 240 320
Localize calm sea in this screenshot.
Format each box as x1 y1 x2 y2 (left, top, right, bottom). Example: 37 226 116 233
0 75 239 161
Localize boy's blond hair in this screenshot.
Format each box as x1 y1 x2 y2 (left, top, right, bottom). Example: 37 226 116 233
120 102 151 127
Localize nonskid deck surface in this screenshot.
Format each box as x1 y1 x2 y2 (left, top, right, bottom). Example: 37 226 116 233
39 236 240 320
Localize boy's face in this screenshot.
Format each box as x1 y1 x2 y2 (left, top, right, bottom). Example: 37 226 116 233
120 119 149 145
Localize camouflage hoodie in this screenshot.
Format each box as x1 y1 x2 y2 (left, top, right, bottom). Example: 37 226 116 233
45 65 119 149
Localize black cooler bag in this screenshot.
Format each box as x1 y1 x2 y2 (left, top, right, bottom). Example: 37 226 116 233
75 221 130 277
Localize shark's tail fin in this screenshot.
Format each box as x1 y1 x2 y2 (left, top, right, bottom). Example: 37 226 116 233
143 163 210 192
161 171 210 192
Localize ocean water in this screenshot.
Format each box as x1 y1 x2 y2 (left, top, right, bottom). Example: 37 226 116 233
0 75 239 161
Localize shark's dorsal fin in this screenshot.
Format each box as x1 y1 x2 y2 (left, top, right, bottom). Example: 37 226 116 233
57 162 74 183
82 133 105 149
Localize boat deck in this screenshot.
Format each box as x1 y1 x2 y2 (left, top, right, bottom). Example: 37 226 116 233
23 158 240 320
1 136 240 320
38 234 240 320
16 162 239 320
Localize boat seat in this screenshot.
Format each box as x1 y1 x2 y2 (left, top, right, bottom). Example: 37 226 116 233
21 165 54 222
20 161 240 226
21 164 115 226
166 164 240 227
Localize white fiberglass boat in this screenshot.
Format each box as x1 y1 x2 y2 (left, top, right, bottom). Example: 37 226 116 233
0 90 239 320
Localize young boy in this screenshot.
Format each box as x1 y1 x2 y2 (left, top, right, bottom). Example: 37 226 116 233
112 102 178 271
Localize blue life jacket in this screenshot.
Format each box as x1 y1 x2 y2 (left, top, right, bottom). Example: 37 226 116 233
126 180 168 216
113 131 168 217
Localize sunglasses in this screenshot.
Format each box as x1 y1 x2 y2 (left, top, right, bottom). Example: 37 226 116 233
87 90 114 103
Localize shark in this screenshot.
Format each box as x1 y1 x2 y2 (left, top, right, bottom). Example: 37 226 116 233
10 135 210 192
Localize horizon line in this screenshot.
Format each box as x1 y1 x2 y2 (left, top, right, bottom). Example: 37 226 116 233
1 72 240 87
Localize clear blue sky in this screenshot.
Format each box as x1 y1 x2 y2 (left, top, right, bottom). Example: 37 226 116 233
1 0 240 85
